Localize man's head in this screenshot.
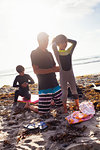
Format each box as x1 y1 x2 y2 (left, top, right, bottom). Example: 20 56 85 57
37 32 49 50
53 34 68 50
16 65 25 76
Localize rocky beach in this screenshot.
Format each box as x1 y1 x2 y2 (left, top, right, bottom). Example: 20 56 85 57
0 74 100 150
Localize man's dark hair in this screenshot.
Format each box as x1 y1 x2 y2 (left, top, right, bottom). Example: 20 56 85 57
16 65 24 73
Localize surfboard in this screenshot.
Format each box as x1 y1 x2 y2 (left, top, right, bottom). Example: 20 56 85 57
17 94 39 104
92 83 100 91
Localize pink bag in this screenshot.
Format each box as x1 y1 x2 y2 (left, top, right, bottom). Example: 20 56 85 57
65 101 95 124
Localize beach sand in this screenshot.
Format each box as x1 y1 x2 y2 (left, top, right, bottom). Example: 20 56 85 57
0 74 100 150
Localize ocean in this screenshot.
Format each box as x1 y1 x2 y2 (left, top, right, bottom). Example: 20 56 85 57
0 55 100 88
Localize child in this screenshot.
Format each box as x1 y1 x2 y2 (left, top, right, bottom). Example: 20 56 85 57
13 65 35 108
52 34 79 113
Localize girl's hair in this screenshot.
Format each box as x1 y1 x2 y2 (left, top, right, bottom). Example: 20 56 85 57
16 65 24 73
52 34 67 45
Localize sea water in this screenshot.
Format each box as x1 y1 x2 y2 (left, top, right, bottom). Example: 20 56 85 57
0 55 100 88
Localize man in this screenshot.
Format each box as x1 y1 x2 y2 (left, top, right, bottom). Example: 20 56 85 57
30 32 63 114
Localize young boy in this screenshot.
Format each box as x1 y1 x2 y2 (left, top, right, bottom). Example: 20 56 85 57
52 34 79 113
13 65 34 108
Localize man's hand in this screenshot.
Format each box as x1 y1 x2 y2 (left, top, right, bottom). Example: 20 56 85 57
21 82 28 88
52 66 60 72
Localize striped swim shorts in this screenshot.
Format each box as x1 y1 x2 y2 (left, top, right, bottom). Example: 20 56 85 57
38 85 63 113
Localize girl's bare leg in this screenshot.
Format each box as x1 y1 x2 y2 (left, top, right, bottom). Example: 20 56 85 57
75 99 79 110
63 103 67 113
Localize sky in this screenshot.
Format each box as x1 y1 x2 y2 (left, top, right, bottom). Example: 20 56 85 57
0 0 100 72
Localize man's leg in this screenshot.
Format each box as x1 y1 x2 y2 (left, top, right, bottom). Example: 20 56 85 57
14 90 20 102
13 90 20 108
52 86 63 113
23 91 31 109
29 91 52 114
24 91 31 100
38 93 52 114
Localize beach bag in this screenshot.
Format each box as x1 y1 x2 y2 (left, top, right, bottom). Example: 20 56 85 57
79 101 95 115
65 101 95 124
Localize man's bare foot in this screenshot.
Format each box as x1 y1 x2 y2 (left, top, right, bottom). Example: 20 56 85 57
64 108 67 113
29 105 39 113
51 100 55 106
24 102 30 109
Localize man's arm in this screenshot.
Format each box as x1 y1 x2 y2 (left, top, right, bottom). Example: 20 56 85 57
32 64 59 75
13 77 19 87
